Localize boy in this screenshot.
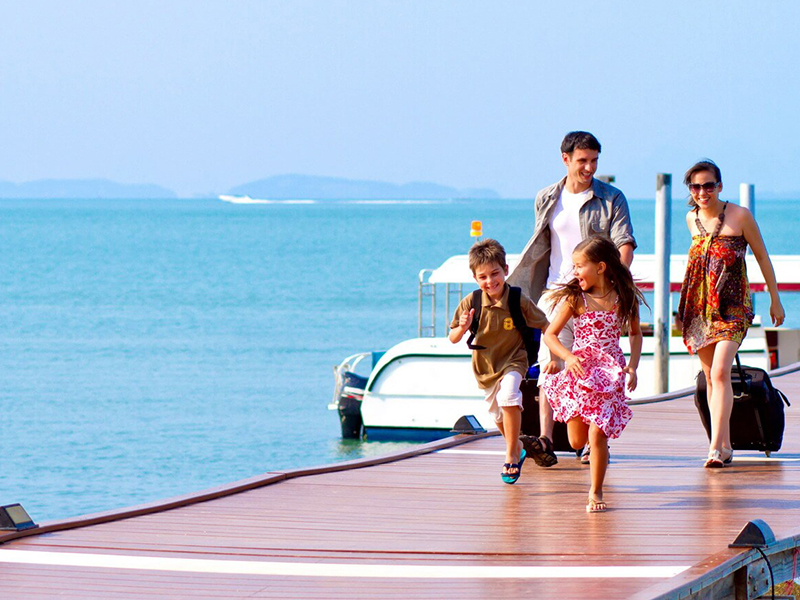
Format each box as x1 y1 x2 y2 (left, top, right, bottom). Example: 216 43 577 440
449 239 549 484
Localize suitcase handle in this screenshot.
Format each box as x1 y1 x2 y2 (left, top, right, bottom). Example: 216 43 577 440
733 354 751 395
735 353 791 408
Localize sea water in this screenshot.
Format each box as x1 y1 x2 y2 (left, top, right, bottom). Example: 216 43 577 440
1 196 797 522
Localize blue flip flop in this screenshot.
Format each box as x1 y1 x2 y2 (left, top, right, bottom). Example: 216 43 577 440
501 449 527 484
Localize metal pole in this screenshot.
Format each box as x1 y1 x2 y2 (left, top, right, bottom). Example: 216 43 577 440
654 173 672 394
739 183 755 216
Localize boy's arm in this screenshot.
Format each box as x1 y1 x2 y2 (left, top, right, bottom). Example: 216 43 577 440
449 308 474 343
449 297 474 344
520 293 552 366
521 296 549 330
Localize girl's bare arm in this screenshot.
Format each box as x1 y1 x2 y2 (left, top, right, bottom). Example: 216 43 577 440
544 302 585 376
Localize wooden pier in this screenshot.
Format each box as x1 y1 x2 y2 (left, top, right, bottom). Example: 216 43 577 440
2 364 800 599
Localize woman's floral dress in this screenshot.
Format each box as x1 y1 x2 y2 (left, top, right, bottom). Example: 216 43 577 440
541 296 632 439
678 203 753 354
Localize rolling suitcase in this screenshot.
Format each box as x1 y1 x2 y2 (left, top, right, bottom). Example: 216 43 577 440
694 354 790 455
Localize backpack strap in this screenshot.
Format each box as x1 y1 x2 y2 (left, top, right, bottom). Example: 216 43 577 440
508 286 541 367
508 286 523 328
466 289 485 350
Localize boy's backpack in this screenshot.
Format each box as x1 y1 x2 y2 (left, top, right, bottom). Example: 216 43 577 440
466 286 541 375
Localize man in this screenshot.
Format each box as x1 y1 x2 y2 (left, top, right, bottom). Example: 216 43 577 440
507 131 636 467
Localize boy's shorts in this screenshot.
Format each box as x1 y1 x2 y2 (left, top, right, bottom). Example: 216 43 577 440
537 291 574 368
483 371 524 423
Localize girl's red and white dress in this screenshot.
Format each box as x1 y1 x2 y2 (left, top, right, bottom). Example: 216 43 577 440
541 295 632 438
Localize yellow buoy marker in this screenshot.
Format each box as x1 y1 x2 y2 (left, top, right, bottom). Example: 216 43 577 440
470 220 483 238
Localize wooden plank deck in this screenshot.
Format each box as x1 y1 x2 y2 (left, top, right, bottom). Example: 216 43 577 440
2 365 800 599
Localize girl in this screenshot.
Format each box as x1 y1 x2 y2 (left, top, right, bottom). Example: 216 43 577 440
678 160 784 468
542 236 644 513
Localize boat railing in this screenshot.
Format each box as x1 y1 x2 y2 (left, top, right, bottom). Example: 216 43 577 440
418 269 435 337
445 282 465 336
417 252 800 340
418 268 467 338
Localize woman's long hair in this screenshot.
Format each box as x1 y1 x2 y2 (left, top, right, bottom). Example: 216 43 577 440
548 235 646 330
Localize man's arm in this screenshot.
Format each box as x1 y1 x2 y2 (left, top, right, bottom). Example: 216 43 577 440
506 187 550 296
619 242 634 267
608 191 637 254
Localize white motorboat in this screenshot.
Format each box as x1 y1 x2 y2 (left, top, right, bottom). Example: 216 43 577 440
330 252 800 441
219 194 316 204
218 194 271 204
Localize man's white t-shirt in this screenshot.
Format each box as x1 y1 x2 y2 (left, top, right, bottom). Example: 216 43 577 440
546 188 591 288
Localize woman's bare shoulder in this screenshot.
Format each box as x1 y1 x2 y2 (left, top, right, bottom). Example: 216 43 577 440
724 201 752 217
685 210 698 233
724 202 755 228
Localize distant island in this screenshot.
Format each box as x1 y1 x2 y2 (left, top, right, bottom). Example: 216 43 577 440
225 174 501 200
0 178 176 199
0 174 501 200
3 175 796 201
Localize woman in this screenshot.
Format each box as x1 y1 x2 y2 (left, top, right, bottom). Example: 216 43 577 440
678 160 785 468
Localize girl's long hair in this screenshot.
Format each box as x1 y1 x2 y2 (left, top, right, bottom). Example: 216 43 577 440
548 235 646 330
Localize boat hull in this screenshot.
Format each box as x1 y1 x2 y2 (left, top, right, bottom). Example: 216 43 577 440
355 335 771 440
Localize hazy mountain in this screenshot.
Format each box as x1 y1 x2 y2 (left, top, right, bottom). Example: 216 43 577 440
226 174 500 200
0 174 503 200
0 179 177 199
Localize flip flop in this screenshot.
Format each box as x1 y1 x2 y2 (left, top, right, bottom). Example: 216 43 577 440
501 449 527 484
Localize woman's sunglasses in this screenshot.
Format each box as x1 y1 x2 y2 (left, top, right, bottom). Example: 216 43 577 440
688 182 719 194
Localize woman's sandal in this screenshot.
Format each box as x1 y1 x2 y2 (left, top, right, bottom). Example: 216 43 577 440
704 449 725 468
722 447 734 465
586 497 607 513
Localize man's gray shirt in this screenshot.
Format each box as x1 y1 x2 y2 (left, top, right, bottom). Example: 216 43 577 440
507 176 637 302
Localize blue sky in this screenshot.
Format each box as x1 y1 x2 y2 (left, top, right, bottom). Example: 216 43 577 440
2 1 799 198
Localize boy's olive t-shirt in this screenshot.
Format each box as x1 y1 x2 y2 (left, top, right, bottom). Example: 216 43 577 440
450 284 548 389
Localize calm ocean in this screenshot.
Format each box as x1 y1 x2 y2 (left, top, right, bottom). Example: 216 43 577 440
2 196 797 522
